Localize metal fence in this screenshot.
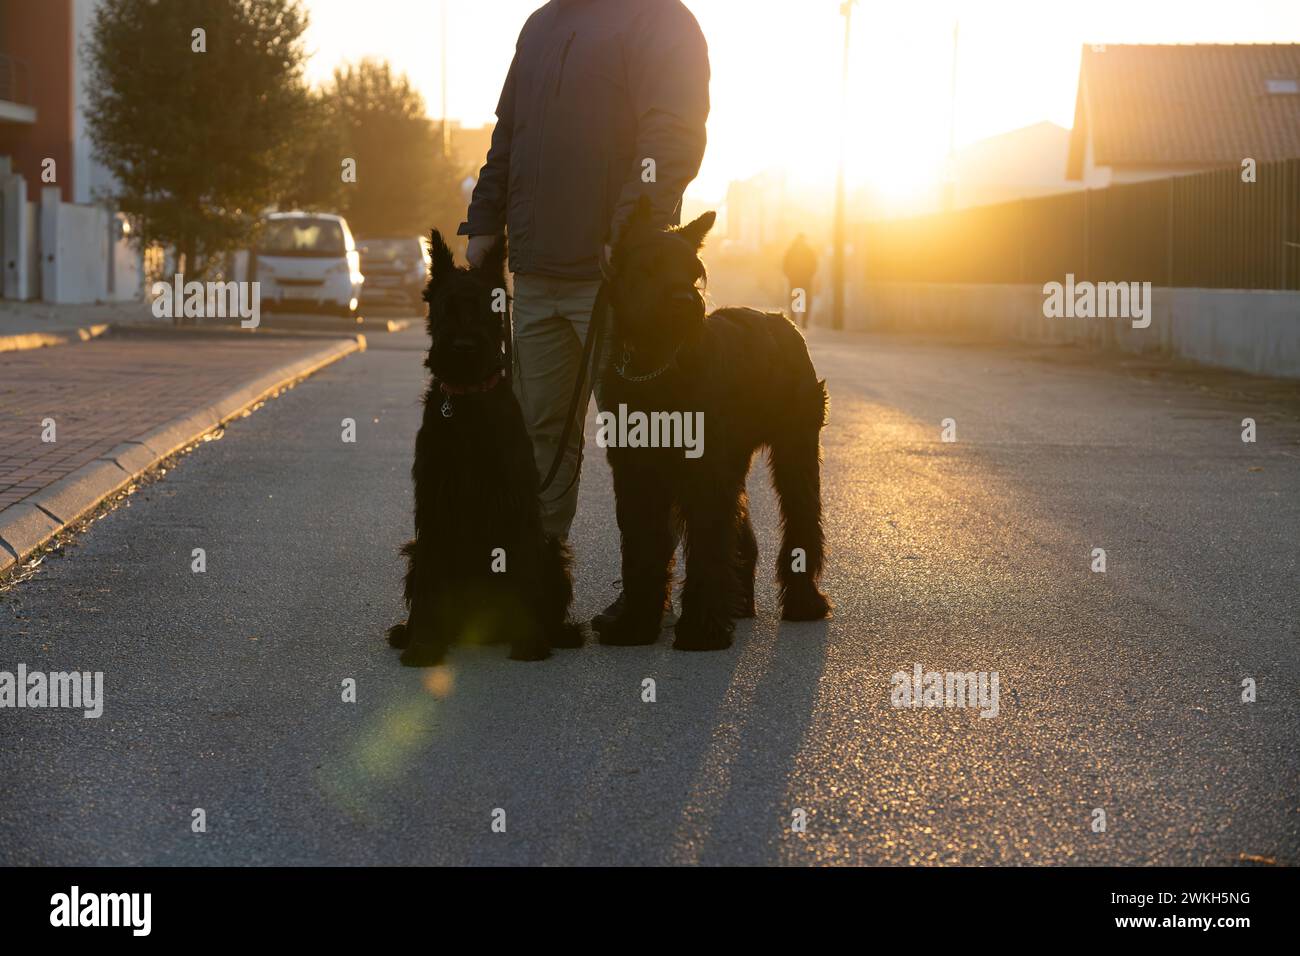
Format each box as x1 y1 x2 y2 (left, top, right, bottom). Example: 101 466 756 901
863 157 1300 291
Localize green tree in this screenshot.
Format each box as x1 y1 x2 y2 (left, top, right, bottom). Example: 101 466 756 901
280 88 348 214
84 0 312 276
322 59 465 239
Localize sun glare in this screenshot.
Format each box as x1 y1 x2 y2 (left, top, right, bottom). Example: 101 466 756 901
301 0 1300 217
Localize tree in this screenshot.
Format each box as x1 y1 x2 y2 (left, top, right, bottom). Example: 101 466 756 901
321 59 465 239
279 88 347 214
84 0 312 276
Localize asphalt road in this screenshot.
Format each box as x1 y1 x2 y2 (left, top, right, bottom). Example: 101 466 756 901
1 324 1297 865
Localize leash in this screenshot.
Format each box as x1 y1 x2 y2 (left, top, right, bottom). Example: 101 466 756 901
537 281 609 497
502 297 513 389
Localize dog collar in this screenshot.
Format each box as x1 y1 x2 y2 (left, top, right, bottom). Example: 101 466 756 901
438 369 504 396
615 346 674 383
437 370 504 418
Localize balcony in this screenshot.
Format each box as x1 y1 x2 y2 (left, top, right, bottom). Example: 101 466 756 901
0 54 35 124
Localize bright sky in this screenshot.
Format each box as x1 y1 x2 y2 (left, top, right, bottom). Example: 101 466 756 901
302 0 1300 204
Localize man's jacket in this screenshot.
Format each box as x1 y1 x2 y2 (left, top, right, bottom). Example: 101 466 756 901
458 0 710 280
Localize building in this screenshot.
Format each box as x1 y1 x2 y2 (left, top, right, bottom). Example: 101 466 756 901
950 121 1084 209
0 0 115 204
0 0 138 302
722 169 790 251
1067 43 1300 187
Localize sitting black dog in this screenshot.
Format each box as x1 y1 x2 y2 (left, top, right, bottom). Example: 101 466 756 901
387 232 582 665
597 197 831 651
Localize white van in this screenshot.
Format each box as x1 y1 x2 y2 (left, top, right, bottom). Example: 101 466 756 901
254 212 364 317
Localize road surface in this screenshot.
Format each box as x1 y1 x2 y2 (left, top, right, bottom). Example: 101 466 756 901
2 324 1297 865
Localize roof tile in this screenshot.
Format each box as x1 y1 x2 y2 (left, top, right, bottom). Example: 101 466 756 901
1066 44 1300 178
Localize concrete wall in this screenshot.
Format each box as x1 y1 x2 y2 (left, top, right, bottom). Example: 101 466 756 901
847 281 1300 379
1 172 37 300
106 213 141 300
39 185 108 303
3 177 140 303
1166 289 1300 377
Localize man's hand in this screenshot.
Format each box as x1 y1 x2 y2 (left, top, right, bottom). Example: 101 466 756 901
466 235 501 268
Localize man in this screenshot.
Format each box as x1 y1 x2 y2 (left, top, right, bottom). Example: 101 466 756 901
459 0 710 628
783 233 818 329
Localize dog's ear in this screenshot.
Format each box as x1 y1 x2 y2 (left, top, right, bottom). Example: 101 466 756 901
429 229 456 284
473 235 508 286
676 210 716 250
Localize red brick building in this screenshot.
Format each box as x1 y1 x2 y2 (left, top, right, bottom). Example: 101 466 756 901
0 0 78 203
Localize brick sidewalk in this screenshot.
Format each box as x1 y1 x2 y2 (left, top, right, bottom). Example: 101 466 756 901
0 334 350 512
0 299 162 338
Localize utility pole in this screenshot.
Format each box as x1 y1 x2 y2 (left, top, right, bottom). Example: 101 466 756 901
440 0 450 158
943 20 959 211
832 0 857 331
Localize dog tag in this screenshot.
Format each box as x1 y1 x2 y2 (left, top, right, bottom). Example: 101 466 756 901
441 396 453 418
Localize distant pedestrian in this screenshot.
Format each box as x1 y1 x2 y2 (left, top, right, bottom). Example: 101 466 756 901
783 234 818 329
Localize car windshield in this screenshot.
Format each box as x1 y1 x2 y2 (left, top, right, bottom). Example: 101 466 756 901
258 219 346 257
361 238 421 261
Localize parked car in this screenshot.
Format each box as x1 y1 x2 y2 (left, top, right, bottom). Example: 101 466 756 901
358 236 431 310
254 212 364 317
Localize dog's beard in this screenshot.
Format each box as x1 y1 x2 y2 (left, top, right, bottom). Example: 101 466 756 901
429 345 500 386
617 312 699 368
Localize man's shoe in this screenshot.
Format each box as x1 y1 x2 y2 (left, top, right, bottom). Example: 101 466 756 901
590 588 624 633
591 581 676 633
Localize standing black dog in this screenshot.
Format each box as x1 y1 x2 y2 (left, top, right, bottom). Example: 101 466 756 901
387 232 582 665
597 197 831 652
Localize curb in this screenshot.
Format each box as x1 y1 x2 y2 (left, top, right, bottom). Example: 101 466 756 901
0 323 111 353
105 323 402 344
0 334 365 575
260 316 412 334
0 314 408 354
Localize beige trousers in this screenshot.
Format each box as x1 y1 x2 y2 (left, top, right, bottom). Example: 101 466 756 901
511 273 603 539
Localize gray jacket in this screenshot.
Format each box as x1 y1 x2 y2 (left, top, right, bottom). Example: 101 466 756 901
458 0 710 279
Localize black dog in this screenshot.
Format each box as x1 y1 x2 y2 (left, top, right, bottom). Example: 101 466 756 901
387 232 582 665
597 197 831 651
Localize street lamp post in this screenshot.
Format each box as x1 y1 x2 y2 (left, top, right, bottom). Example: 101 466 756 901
832 0 857 332
440 0 450 158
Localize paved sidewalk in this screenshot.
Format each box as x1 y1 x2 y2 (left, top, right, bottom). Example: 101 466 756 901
0 299 411 349
0 330 363 571
0 299 163 341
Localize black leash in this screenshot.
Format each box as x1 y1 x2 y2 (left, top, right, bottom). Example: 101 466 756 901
536 281 609 497
502 298 513 392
